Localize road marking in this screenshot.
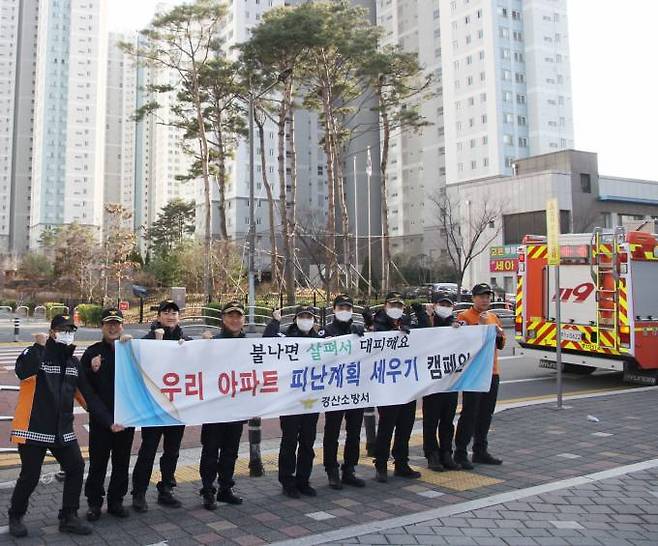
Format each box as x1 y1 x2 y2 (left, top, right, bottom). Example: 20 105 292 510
500 376 555 384
271 458 658 546
499 355 523 361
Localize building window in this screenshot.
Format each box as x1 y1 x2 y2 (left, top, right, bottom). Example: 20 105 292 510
503 134 513 145
580 173 592 193
518 137 528 147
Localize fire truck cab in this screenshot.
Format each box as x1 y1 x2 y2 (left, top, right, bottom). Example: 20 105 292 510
516 226 658 384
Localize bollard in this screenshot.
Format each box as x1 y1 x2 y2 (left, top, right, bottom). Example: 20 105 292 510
13 317 20 342
248 417 264 477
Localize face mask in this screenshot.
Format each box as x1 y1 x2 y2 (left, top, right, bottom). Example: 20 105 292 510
335 310 353 322
55 332 75 345
385 307 404 320
435 306 453 319
296 318 314 333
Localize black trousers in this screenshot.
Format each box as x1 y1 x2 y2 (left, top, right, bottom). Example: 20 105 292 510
323 408 364 471
422 392 458 457
132 425 185 494
455 374 500 456
374 400 416 469
84 422 135 507
9 442 85 517
278 413 319 488
199 421 244 491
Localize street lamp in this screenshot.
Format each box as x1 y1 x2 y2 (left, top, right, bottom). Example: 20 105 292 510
247 68 292 329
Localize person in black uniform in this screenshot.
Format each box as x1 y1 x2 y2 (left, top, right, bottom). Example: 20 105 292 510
320 294 366 490
198 301 247 510
372 292 422 483
264 306 320 498
8 314 120 538
129 300 190 512
420 293 462 472
82 308 135 521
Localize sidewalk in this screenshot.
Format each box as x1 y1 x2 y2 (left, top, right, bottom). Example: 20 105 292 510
0 387 656 545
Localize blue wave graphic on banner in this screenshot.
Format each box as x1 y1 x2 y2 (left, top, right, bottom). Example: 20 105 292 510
450 326 497 392
115 342 182 427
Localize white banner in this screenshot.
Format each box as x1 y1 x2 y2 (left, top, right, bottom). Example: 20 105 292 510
114 326 497 427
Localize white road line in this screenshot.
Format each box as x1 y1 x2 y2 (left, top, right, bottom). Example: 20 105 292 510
500 376 555 384
272 457 658 546
498 355 523 361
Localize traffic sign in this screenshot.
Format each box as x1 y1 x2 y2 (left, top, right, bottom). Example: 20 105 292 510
119 301 129 312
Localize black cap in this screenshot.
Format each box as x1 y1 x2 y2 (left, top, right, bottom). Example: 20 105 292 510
101 308 124 323
296 305 316 317
333 294 353 307
432 292 454 304
50 313 77 331
222 300 245 315
157 300 180 313
472 283 495 296
385 291 404 305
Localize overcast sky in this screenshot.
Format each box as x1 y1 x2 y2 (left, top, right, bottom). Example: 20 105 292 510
107 0 658 181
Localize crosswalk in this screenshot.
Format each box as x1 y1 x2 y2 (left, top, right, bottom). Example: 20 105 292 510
0 345 85 373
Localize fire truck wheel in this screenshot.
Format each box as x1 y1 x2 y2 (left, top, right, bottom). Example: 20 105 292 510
562 363 596 375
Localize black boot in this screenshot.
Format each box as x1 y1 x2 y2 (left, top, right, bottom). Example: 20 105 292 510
341 467 365 488
394 463 421 479
427 451 444 472
454 450 474 470
217 487 243 505
9 514 27 538
86 504 101 522
327 468 343 490
440 451 461 471
200 488 217 511
107 502 130 518
375 466 388 483
297 484 317 497
157 486 182 508
58 509 92 535
473 451 503 465
132 492 148 513
282 485 300 498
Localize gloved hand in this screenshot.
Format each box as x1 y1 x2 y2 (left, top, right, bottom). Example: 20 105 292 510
272 309 282 321
361 306 373 329
354 324 365 337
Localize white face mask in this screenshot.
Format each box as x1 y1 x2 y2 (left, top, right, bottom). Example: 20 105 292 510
335 310 353 322
385 307 404 320
296 318 314 333
55 332 75 345
435 306 453 319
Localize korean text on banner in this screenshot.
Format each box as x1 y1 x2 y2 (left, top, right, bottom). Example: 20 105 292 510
114 326 497 427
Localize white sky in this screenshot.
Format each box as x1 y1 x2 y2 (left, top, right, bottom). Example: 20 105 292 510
107 0 658 181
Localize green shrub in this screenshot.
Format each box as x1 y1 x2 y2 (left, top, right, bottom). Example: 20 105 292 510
204 302 222 327
44 302 69 319
76 304 103 327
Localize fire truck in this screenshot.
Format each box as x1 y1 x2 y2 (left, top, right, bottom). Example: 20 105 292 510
516 226 658 384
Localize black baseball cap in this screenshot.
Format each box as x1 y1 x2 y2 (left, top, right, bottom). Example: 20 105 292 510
432 292 454 304
157 300 180 313
385 291 404 305
101 308 124 323
50 314 77 331
296 305 316 317
222 301 245 315
333 294 353 307
472 283 495 296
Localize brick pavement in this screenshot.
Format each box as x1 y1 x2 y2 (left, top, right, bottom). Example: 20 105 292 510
0 388 655 545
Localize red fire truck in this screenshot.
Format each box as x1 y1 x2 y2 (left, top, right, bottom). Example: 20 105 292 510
516 227 658 384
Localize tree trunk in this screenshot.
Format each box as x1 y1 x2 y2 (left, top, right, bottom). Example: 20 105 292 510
321 83 338 294
215 111 229 240
376 80 392 293
256 114 279 288
277 81 295 305
286 106 297 301
333 142 350 292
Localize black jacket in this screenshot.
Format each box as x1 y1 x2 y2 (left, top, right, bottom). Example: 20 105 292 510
263 319 320 338
80 339 119 419
143 321 191 341
320 319 364 338
213 329 246 340
11 339 113 446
